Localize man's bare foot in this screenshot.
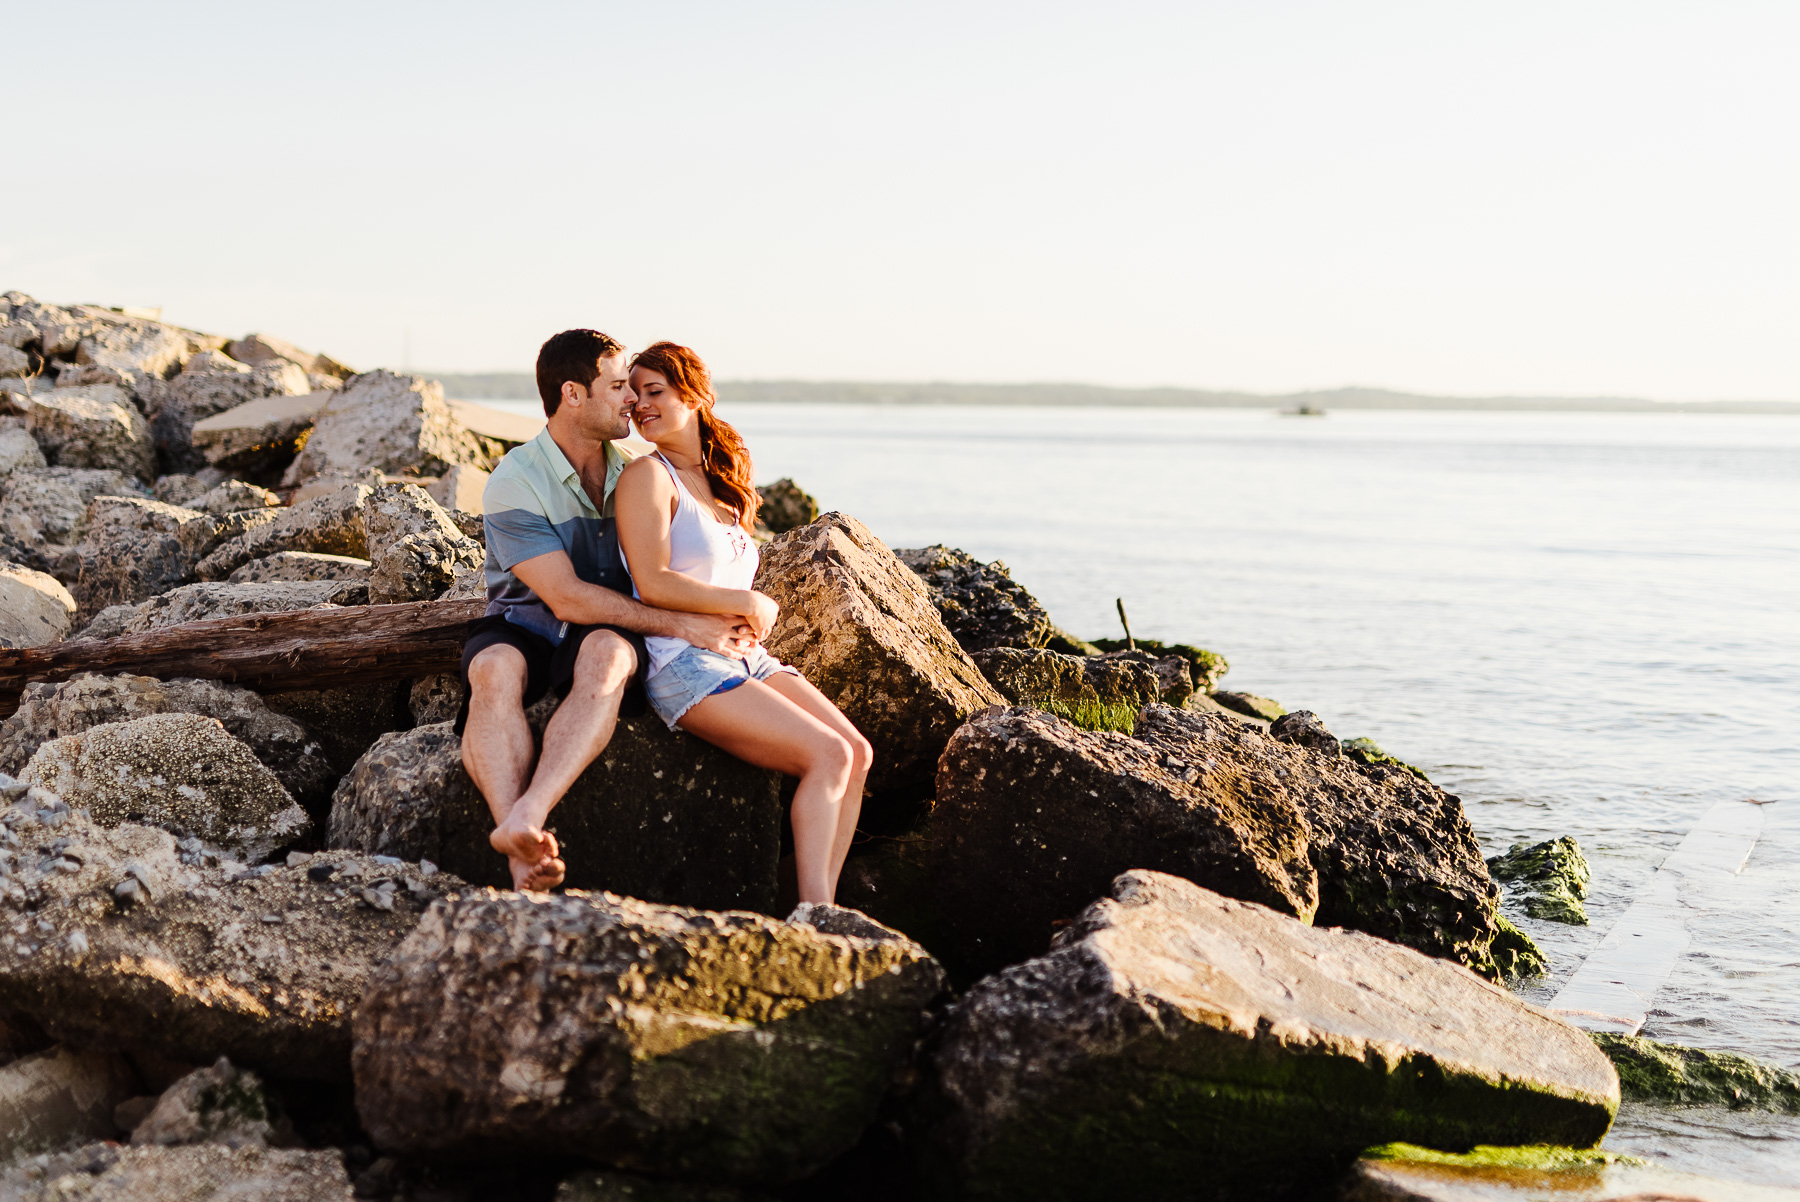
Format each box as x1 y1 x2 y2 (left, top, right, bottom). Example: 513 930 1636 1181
493 820 564 891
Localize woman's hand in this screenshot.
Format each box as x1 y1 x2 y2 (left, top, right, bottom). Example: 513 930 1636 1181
744 591 780 641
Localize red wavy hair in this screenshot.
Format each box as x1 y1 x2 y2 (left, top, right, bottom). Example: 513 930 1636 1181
630 341 759 528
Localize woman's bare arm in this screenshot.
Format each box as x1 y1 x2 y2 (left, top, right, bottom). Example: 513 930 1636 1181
615 458 778 637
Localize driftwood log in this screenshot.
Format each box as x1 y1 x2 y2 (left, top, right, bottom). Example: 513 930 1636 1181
0 599 485 719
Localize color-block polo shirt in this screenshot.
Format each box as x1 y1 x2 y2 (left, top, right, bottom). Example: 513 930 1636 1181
481 427 637 645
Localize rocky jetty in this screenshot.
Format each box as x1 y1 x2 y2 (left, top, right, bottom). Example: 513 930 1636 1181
0 293 1699 1198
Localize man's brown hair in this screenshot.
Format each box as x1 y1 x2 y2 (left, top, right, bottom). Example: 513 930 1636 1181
536 328 624 417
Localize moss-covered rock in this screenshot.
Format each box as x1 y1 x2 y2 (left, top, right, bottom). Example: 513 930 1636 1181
969 647 1161 733
915 871 1619 1202
1088 638 1229 691
1591 1033 1800 1112
1360 1141 1636 1169
1209 690 1286 722
1487 837 1590 925
894 543 1058 653
1341 736 1430 782
1488 913 1548 980
353 890 949 1184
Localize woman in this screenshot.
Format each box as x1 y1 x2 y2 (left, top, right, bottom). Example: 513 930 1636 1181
614 341 871 906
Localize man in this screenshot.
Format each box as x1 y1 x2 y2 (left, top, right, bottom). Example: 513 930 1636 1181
459 328 752 890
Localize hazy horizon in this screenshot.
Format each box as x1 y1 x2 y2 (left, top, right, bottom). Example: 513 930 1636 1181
5 2 1798 402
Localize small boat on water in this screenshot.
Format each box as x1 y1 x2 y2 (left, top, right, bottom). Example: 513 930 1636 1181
1277 404 1327 417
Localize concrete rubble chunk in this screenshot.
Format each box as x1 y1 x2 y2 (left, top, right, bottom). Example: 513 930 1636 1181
70 494 225 617
755 514 1002 827
931 706 1319 977
191 478 282 514
131 1056 283 1149
227 550 372 585
0 560 76 648
191 390 332 473
0 787 461 1080
0 672 338 816
19 712 312 862
916 870 1620 1202
361 482 484 603
76 579 365 639
227 332 350 380
328 715 784 912
194 481 372 580
282 370 499 487
1134 704 1505 974
0 422 46 473
425 462 489 513
0 1142 357 1200
0 1044 138 1159
0 466 147 572
352 889 949 1184
24 385 155 478
0 344 31 378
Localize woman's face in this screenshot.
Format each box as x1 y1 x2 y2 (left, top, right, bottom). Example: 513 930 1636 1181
629 367 696 440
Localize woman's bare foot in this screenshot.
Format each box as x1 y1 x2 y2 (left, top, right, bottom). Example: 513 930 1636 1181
492 820 565 891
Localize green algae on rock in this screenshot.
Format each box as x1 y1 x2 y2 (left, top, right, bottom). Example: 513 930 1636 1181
1592 1033 1800 1113
916 870 1620 1202
1487 913 1548 980
1089 638 1229 691
1341 736 1430 782
1487 837 1590 925
1209 690 1287 722
1360 1142 1638 1169
970 647 1162 733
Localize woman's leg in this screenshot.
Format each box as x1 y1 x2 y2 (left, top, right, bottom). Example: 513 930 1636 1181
675 679 859 905
762 673 871 898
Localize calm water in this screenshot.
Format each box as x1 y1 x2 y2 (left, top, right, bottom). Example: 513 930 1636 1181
495 399 1800 1183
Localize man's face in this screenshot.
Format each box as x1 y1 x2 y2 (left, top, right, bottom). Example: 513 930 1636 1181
564 354 635 441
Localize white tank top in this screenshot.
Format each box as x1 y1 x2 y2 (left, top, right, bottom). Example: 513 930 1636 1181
629 452 759 678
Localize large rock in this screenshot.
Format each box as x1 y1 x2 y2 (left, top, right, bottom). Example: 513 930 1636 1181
227 550 371 585
895 544 1058 653
930 706 1317 976
23 385 156 478
0 1044 138 1159
131 1056 284 1149
753 477 819 536
0 783 458 1080
915 870 1619 1202
144 354 311 475
190 478 281 515
194 481 373 580
227 332 350 380
361 482 483 603
0 344 29 378
64 319 193 392
352 890 948 1183
0 559 76 648
0 422 46 473
281 370 498 487
329 715 784 912
0 466 145 560
1090 638 1230 692
755 514 1002 822
19 713 312 862
77 579 366 638
970 647 1163 731
69 495 225 616
191 390 332 474
0 1143 356 1200
1488 836 1591 925
1134 704 1504 973
0 673 338 816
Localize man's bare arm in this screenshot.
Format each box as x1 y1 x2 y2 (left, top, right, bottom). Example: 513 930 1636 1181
510 551 752 657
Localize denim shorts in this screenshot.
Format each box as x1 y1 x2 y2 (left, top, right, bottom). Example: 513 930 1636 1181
645 643 800 729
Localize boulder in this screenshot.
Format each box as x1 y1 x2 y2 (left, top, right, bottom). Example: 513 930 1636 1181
753 477 819 536
0 343 29 378
1270 708 1342 755
151 471 215 506
23 385 155 478
191 390 332 474
227 550 372 585
0 1143 356 1200
227 332 349 379
0 1044 138 1159
68 495 224 616
0 466 146 561
1133 705 1504 974
65 320 192 392
0 783 459 1080
0 422 46 473
407 673 462 725
930 707 1318 977
144 355 310 475
1089 638 1229 691
1090 647 1195 706
1591 1032 1800 1112
755 515 1002 822
0 673 338 816
0 559 76 648
19 713 311 862
1339 735 1430 782
1210 690 1286 722
425 462 489 513
79 579 366 638
915 870 1619 1202
193 481 373 580
281 370 499 487
1487 836 1590 925
329 715 784 912
190 478 282 515
970 646 1162 732
361 482 484 603
352 889 948 1184
895 544 1057 653
131 1056 284 1149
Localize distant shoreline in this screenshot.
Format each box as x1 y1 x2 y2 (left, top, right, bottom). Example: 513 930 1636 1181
425 374 1800 415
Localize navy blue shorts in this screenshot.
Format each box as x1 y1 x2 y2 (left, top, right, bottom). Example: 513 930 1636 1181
454 615 647 735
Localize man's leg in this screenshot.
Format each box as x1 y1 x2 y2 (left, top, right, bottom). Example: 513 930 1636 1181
489 629 636 890
461 644 561 889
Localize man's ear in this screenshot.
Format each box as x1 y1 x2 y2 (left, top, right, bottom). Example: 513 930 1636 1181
561 379 584 409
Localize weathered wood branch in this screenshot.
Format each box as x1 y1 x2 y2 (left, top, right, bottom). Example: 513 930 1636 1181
0 599 486 718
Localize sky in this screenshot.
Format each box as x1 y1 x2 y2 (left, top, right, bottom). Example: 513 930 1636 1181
3 1 1796 399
